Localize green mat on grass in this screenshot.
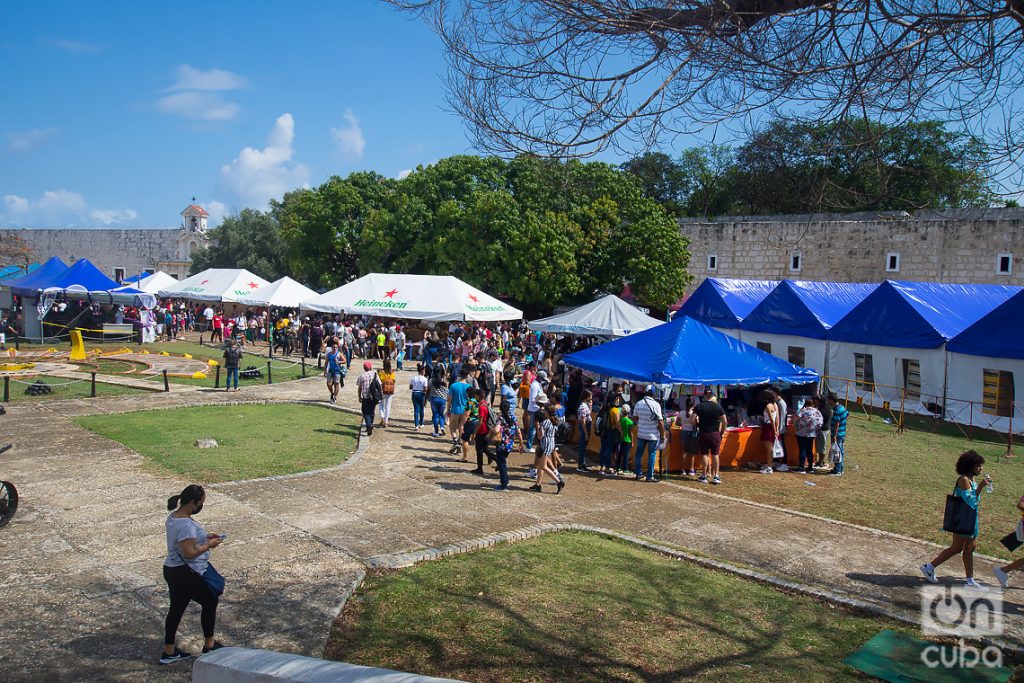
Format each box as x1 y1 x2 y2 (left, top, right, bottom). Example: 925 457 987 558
844 630 1011 682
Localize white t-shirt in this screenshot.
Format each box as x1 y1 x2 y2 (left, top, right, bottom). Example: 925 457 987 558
633 396 663 440
203 307 214 321
776 398 788 434
409 374 429 392
527 379 544 412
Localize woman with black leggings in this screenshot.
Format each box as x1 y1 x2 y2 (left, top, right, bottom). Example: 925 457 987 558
160 484 224 664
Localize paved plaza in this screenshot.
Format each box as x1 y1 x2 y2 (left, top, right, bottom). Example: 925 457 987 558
1 367 1022 681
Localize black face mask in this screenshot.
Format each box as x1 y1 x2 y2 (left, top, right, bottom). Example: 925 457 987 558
192 503 203 515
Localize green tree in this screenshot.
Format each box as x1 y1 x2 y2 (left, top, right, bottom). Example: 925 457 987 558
620 152 690 216
732 119 995 214
188 209 289 280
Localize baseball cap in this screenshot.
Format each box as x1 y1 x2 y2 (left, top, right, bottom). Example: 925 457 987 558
363 361 373 370
537 370 549 380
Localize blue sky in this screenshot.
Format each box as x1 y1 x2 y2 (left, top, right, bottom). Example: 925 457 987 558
1 1 488 228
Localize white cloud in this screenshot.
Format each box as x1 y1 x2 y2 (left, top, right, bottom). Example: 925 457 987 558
221 113 310 209
396 169 412 180
167 64 247 92
157 65 247 121
4 195 29 214
156 91 239 121
46 39 101 54
330 109 366 159
90 208 138 224
7 128 59 154
0 190 136 227
205 201 228 226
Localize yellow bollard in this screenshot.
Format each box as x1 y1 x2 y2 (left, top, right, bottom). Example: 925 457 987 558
183 353 193 359
69 330 87 361
160 351 170 356
191 371 207 380
207 359 219 367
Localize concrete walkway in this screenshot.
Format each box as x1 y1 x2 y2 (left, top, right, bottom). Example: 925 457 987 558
1 369 1021 682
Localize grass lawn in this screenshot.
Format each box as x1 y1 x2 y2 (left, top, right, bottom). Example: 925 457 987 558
75 403 359 482
669 412 1024 559
327 532 924 683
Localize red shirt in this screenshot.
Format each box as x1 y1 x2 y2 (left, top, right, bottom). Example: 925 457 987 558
477 403 490 436
213 315 223 329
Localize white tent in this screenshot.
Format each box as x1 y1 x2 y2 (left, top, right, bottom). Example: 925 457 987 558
157 268 271 303
130 271 178 295
234 276 318 308
301 272 522 321
528 294 662 337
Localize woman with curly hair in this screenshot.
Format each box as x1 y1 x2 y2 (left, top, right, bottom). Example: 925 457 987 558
920 450 992 590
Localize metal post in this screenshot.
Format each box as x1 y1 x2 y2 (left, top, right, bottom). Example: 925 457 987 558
301 356 306 377
90 372 96 398
267 361 273 385
215 365 221 389
163 369 169 392
14 335 18 351
3 376 8 402
199 334 204 346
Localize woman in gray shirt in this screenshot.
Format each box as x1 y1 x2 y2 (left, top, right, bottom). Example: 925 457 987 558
160 484 224 664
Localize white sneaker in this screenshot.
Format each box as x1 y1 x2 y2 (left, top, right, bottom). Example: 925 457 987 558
758 466 773 474
965 577 989 591
920 563 938 584
526 468 538 479
775 463 789 472
994 566 1010 589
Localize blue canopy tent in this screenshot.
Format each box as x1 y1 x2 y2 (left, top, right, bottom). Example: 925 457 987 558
826 280 1020 416
41 259 156 308
0 263 40 282
563 315 819 386
946 290 1024 433
4 256 69 295
738 280 878 376
674 278 779 331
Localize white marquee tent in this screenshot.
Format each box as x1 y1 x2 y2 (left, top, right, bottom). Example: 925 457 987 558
157 268 271 303
301 273 522 321
127 271 178 295
528 294 662 337
234 276 318 308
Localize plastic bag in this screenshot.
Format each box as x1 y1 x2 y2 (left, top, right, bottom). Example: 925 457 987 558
828 441 841 464
772 438 784 460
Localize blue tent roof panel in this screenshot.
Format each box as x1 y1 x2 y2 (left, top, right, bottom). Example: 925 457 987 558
44 258 122 292
676 278 779 329
5 256 69 295
564 315 820 385
828 280 1020 348
741 280 878 339
948 290 1024 359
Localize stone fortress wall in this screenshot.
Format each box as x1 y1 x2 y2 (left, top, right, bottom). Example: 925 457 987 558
0 223 209 281
678 207 1024 293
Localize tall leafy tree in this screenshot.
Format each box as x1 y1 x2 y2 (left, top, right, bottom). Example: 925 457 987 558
189 209 289 280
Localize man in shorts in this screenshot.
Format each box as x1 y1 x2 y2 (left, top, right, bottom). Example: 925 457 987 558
694 389 727 485
447 367 472 452
324 342 346 404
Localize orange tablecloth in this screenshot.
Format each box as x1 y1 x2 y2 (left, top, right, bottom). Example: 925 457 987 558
664 425 802 472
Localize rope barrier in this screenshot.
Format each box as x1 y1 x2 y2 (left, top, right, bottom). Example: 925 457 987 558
10 377 85 387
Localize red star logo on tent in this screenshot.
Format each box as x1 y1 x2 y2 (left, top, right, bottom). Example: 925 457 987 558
468 294 479 303
200 280 209 285
247 281 259 289
384 288 399 298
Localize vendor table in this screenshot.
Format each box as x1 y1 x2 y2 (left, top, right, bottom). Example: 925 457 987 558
574 417 808 473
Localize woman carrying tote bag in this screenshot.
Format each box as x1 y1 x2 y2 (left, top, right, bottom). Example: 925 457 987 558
920 450 992 590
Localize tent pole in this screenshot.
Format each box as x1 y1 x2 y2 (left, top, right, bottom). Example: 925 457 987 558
941 345 949 422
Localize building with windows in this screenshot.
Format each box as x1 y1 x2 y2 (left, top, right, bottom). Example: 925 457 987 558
679 208 1024 292
0 203 212 282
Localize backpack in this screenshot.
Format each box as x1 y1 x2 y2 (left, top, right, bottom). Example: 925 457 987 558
368 375 383 403
595 402 611 437
555 418 571 444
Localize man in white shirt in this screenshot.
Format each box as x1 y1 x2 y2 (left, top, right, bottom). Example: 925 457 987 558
632 385 665 482
203 306 214 332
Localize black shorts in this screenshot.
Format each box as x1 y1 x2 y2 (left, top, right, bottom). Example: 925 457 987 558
462 420 480 441
698 431 722 456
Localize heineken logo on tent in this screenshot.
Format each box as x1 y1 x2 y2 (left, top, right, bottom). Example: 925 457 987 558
183 286 206 293
233 289 253 296
466 292 505 313
354 289 409 309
